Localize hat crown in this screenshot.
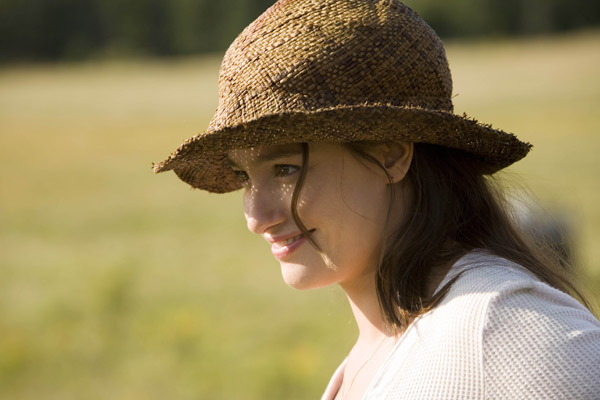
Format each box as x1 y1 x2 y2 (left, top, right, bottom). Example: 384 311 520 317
208 0 453 133
154 0 531 192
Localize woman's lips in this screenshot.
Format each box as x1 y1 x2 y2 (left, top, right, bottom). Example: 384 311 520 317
271 233 306 259
270 232 312 260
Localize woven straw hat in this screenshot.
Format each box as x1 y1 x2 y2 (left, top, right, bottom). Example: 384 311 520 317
154 0 531 193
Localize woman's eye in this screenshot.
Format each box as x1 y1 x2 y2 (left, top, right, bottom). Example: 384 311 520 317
233 170 250 184
275 165 300 178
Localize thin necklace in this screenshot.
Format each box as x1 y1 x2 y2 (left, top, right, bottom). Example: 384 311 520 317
339 335 390 399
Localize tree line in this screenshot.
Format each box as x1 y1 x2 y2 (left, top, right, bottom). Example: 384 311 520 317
1 0 598 62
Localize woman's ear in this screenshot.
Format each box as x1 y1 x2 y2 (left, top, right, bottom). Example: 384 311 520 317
380 142 413 184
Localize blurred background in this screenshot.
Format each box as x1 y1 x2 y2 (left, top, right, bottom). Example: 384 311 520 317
1 0 599 398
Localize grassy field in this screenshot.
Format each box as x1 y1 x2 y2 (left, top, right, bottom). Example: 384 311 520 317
1 30 599 399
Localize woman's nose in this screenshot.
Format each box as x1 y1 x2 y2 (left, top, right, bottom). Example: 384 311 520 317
244 187 286 235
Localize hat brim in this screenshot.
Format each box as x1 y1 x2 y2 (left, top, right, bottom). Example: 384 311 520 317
153 105 532 193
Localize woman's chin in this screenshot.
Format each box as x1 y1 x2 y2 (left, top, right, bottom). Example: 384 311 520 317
280 262 332 290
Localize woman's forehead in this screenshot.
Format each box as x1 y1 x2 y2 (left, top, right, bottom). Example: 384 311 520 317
228 143 304 167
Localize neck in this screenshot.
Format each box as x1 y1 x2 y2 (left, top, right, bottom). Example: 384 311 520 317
340 271 392 344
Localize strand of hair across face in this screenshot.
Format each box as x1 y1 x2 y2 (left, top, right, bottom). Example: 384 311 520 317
291 143 336 269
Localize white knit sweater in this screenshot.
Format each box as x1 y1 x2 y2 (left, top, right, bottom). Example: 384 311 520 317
322 251 600 399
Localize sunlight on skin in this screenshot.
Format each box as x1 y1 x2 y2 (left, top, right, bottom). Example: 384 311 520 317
227 142 411 293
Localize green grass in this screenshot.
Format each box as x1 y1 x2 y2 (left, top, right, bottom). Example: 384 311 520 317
1 30 599 399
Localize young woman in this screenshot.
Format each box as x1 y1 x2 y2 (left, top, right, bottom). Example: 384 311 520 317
154 0 600 398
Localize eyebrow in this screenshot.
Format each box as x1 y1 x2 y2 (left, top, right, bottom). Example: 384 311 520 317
228 145 303 168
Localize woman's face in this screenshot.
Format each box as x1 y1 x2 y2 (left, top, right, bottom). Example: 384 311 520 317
228 142 409 290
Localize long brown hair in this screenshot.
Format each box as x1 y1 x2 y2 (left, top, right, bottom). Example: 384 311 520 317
291 142 590 332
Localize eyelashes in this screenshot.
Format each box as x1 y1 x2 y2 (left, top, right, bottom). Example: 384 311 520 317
275 164 300 178
233 164 301 186
233 170 250 185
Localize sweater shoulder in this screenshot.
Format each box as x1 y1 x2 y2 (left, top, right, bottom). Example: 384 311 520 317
365 251 600 399
443 251 600 398
438 250 539 298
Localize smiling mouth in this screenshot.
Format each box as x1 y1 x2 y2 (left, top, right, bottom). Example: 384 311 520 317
273 233 304 248
270 230 315 259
